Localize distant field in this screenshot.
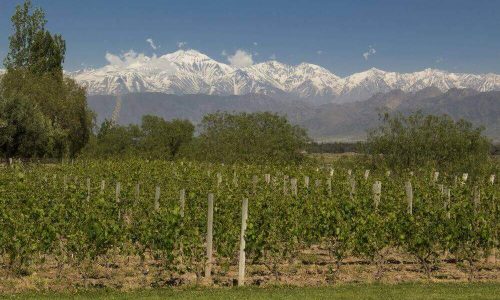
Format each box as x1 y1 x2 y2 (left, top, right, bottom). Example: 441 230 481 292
4 283 500 300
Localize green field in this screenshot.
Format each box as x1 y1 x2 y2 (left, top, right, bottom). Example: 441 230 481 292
2 283 500 300
0 159 498 294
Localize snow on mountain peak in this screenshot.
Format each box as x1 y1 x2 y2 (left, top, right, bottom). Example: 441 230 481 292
70 49 500 103
162 49 212 62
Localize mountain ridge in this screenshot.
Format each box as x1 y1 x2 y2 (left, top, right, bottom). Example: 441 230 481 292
72 50 500 103
87 88 500 142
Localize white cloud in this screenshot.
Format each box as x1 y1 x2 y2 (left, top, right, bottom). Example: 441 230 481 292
269 53 276 60
104 49 176 74
253 41 258 46
221 50 227 56
317 50 323 55
177 41 187 48
146 38 157 50
227 49 254 68
363 46 376 60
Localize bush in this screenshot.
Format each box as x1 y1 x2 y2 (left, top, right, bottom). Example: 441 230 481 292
365 112 491 177
191 112 309 164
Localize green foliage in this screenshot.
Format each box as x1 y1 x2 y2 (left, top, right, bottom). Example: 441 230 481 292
3 0 47 71
192 112 309 164
0 0 93 158
141 115 194 159
28 30 66 78
82 116 194 160
366 112 491 177
0 90 56 157
0 160 497 282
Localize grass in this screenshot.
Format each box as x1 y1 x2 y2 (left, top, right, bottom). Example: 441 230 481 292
2 283 500 300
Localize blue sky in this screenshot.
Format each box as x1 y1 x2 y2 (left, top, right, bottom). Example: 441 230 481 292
1 0 500 76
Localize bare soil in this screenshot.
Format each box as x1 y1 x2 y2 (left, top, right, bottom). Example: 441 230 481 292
0 247 498 294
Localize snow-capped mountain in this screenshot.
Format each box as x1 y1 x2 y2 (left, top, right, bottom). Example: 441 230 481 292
70 49 500 103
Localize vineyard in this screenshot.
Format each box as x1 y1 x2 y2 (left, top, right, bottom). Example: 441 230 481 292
0 159 498 292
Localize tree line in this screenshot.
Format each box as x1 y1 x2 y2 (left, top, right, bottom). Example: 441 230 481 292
81 112 309 164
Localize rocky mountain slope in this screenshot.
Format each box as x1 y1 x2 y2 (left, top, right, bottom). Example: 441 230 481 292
87 88 500 142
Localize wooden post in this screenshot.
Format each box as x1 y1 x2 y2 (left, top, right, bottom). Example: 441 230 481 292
238 198 249 286
179 189 186 218
8 158 12 166
490 174 496 185
116 182 121 220
315 179 321 188
364 169 370 180
205 193 214 282
283 175 289 195
135 183 140 201
432 172 439 183
462 173 468 184
233 172 238 187
347 169 352 177
405 181 413 215
438 184 444 195
330 168 334 177
304 176 309 189
372 181 382 209
291 178 298 196
349 177 356 200
264 174 271 184
217 173 222 189
100 180 106 192
473 186 480 212
252 175 258 194
63 175 68 190
86 178 91 201
154 186 160 211
327 178 332 196
386 170 391 177
115 182 121 202
444 187 451 219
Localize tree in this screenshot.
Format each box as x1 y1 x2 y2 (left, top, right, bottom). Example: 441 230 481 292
140 115 194 159
193 112 309 164
82 116 194 160
0 0 93 158
365 112 491 177
3 0 47 71
0 91 56 157
28 30 66 78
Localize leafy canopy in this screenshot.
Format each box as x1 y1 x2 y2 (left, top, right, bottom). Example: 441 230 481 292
0 0 93 158
192 111 309 164
365 112 491 177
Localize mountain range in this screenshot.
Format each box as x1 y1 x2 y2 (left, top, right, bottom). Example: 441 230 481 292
72 50 500 104
87 88 500 142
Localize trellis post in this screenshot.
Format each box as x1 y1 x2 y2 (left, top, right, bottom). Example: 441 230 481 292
238 198 249 286
205 193 214 283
